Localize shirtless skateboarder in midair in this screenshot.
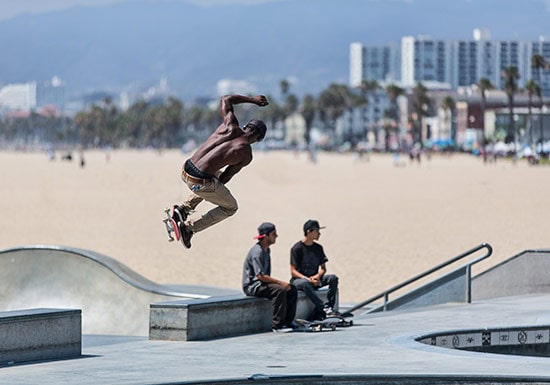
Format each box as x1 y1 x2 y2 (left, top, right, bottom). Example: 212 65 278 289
171 94 269 248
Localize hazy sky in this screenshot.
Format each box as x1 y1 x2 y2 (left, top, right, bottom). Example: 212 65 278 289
0 0 119 20
2 0 550 21
0 0 283 21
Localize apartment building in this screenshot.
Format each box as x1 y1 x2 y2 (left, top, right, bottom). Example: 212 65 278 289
0 77 66 113
351 29 550 96
349 42 401 87
0 82 37 112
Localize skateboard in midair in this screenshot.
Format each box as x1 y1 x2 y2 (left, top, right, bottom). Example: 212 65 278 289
162 208 180 242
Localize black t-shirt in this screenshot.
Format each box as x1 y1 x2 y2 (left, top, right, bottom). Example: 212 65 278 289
290 241 328 277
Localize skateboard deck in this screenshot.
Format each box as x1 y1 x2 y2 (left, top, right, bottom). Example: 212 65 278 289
294 317 340 332
330 314 354 327
162 208 180 242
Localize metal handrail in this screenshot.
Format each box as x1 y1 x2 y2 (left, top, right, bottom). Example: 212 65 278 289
347 243 493 314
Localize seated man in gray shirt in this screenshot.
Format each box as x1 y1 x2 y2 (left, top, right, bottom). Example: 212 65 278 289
242 222 297 331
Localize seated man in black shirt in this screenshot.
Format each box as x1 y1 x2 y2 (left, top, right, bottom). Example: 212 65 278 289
290 219 339 320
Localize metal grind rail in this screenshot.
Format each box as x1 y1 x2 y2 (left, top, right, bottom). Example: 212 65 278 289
348 243 493 314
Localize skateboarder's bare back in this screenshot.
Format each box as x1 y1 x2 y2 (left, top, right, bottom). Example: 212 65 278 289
190 122 253 182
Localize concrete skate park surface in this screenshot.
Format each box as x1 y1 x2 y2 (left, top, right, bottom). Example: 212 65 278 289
0 245 239 335
2 245 550 384
1 294 550 384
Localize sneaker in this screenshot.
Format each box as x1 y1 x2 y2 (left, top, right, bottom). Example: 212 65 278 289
179 223 193 249
272 325 293 333
309 308 325 321
172 205 188 223
324 307 340 318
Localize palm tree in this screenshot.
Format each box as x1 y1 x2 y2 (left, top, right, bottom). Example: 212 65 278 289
300 94 316 145
411 82 431 145
537 83 545 154
524 79 542 147
317 83 350 135
441 96 455 144
476 77 494 133
531 54 547 151
357 80 379 139
385 83 405 147
124 99 148 147
279 79 290 99
284 94 299 117
256 95 282 140
278 78 300 140
346 89 366 144
278 79 290 122
164 97 184 147
501 66 520 145
531 54 547 84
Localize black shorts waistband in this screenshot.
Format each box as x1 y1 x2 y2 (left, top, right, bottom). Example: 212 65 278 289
184 159 214 180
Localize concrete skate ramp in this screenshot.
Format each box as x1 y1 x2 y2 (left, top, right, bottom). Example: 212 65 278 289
0 245 239 336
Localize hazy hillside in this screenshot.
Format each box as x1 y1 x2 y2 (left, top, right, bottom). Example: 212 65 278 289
0 0 548 100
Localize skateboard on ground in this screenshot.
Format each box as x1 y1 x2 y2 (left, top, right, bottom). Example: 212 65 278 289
162 208 180 242
294 317 341 332
330 313 354 327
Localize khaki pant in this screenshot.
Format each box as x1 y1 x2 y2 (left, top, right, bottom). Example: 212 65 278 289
181 171 238 233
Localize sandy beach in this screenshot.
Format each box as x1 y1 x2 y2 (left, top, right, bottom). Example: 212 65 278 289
1 149 548 305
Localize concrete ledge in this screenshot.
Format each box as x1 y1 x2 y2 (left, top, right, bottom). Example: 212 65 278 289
150 295 272 341
0 308 81 365
150 288 336 341
295 287 334 320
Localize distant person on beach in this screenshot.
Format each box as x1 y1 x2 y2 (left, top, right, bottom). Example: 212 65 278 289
290 219 340 320
79 150 86 168
171 94 269 248
243 222 297 332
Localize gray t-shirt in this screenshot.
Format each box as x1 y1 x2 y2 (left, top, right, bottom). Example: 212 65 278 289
242 243 271 296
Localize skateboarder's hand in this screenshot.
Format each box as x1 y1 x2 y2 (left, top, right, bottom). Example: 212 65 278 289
253 95 269 107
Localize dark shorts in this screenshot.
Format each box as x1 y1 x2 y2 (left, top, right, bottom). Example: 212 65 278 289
184 159 214 180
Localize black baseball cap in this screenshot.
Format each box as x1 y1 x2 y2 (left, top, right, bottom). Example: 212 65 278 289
254 222 276 239
245 119 267 141
303 219 326 233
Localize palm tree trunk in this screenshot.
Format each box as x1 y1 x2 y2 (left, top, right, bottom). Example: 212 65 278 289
540 95 545 154
507 93 515 145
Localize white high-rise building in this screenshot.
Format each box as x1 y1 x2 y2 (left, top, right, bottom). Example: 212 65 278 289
349 42 364 87
0 82 37 111
401 36 451 87
349 42 400 87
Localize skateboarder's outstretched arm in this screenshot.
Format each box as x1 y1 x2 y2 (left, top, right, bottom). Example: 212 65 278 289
220 94 268 117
